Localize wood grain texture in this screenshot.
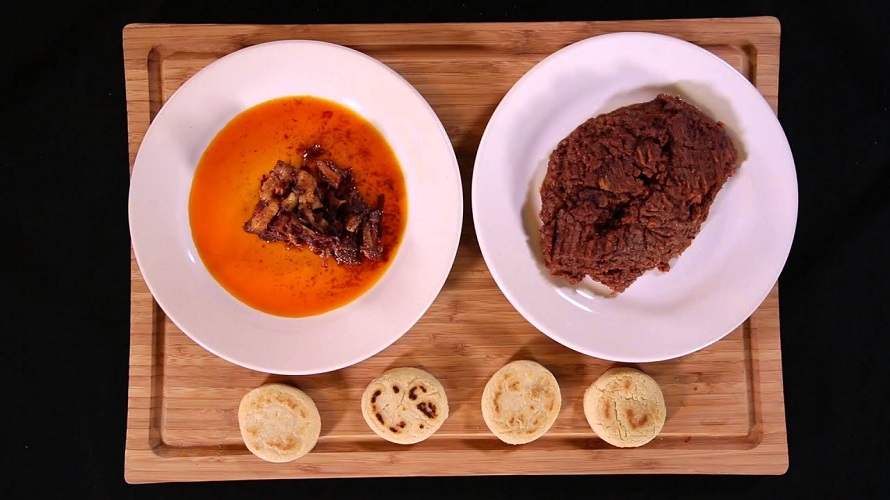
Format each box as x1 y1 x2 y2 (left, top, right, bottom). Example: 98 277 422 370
123 17 787 483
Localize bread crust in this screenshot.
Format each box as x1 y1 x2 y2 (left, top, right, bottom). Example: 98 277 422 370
361 367 449 444
237 383 322 462
481 360 562 445
583 367 666 448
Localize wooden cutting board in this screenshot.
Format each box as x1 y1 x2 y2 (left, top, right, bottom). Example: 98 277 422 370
124 17 788 483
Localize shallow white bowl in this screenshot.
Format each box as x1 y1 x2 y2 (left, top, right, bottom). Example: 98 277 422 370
129 40 463 375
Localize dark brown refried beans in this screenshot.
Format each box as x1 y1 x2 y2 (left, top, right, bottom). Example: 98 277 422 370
539 94 738 293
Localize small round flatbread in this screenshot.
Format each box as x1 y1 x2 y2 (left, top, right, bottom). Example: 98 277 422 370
481 360 561 445
583 367 666 448
238 383 321 462
361 367 449 444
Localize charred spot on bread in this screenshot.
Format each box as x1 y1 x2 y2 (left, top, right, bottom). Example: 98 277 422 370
625 408 650 430
417 401 437 419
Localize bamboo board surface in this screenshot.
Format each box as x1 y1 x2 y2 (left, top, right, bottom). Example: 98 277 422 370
124 17 788 483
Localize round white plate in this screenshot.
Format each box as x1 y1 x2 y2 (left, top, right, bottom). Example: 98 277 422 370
129 40 462 375
472 32 798 363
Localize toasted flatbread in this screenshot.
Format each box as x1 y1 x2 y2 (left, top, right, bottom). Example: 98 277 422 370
583 367 666 448
238 383 321 462
481 360 561 445
361 367 449 444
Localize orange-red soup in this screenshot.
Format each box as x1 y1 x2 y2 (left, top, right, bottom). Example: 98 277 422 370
189 96 407 317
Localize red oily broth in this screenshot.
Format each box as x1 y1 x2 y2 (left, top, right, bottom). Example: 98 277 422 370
188 96 408 317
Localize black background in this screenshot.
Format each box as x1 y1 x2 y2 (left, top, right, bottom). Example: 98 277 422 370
3 0 887 498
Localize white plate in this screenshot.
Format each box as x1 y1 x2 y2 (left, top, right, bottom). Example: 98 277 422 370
129 40 462 375
472 32 798 363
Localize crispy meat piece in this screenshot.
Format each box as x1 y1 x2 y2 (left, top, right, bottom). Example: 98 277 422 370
244 200 281 235
243 161 295 235
243 146 386 265
345 213 363 233
295 170 322 209
360 209 384 261
316 160 347 188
